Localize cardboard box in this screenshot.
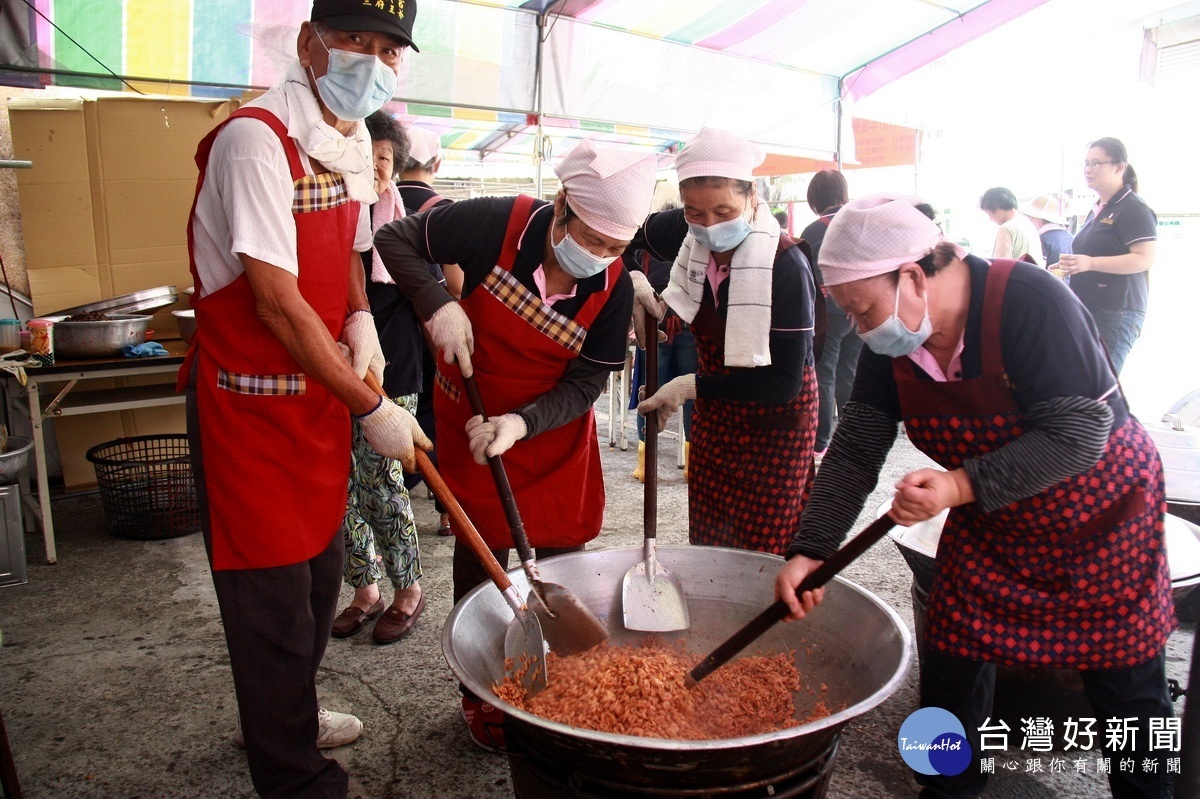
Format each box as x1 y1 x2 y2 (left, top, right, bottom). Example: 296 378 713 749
9 94 236 488
9 94 236 327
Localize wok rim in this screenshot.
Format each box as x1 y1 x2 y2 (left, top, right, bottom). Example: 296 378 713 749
442 545 915 752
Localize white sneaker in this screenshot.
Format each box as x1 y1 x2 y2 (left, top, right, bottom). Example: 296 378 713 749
230 707 364 750
316 707 363 749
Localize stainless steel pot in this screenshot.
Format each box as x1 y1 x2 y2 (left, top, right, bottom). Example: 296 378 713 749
171 310 197 345
443 546 912 790
52 314 151 359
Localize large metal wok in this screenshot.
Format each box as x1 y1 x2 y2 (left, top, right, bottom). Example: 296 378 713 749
444 545 912 791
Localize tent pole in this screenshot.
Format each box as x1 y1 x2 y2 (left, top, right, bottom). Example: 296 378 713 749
534 8 550 198
835 79 844 170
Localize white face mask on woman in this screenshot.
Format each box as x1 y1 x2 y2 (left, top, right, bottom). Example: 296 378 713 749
688 213 752 253
552 218 616 279
858 278 932 358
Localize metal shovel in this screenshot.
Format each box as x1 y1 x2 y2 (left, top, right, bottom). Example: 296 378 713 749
462 373 608 656
622 336 690 631
365 373 547 696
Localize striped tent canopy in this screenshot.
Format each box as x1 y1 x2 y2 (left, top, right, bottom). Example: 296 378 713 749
5 0 1047 173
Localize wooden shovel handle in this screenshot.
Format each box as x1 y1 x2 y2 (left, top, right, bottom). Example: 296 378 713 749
643 330 658 540
687 513 897 685
364 372 511 592
461 374 536 566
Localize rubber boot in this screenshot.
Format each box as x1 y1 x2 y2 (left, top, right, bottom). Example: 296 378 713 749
683 442 690 482
632 441 646 483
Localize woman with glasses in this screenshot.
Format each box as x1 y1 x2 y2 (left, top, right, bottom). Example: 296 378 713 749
776 194 1174 799
1056 137 1156 374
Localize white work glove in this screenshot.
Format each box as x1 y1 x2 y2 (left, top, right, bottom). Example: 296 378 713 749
638 374 696 434
465 413 527 466
342 311 386 384
425 302 475 377
629 269 666 349
358 397 433 472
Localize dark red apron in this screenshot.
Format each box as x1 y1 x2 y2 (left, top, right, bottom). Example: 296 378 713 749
435 195 614 550
688 240 818 557
897 259 1174 669
180 107 356 570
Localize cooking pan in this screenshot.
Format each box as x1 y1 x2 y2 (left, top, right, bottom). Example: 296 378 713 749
444 545 912 789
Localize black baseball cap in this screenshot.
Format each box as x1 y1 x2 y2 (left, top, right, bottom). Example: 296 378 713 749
311 0 420 52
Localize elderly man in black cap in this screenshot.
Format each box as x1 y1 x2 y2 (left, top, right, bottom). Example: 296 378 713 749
181 1 423 796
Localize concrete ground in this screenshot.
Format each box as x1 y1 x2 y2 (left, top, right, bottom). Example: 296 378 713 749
0 404 1194 799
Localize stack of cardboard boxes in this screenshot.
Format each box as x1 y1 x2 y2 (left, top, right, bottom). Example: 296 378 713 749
9 95 236 487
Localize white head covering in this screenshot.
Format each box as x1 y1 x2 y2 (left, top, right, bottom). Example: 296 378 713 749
675 127 764 182
1019 194 1068 226
554 139 657 240
406 126 441 165
819 194 943 287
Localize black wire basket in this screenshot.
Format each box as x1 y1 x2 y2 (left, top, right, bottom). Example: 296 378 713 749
86 435 200 540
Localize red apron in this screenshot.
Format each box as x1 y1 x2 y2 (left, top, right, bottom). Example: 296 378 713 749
688 239 818 557
179 107 356 570
435 196 614 550
897 259 1175 669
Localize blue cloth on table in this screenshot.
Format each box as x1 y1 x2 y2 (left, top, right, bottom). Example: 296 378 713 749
123 341 168 358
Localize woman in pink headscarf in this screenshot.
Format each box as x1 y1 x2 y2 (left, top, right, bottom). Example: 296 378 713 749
776 194 1174 799
637 127 819 557
374 139 656 750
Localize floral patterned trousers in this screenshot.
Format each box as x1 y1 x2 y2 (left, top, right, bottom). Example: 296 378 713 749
341 393 422 591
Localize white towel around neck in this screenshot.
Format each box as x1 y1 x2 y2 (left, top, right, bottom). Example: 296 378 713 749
279 62 376 204
661 201 779 367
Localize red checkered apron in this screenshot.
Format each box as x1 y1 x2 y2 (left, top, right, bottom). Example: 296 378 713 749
896 260 1174 669
433 195 614 550
688 241 818 557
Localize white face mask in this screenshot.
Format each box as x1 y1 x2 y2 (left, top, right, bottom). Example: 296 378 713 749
688 213 752 253
552 222 616 279
311 32 398 122
857 278 932 358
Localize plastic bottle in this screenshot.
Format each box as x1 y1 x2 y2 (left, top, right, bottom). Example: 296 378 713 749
0 319 19 354
26 319 54 366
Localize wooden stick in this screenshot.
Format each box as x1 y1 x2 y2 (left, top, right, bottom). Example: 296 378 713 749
687 513 897 686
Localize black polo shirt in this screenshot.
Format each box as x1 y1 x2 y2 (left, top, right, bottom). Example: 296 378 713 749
362 203 444 397
851 256 1127 425
1069 186 1156 313
799 206 841 287
419 196 633 369
398 180 451 216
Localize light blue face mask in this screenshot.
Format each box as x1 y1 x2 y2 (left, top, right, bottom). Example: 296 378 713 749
858 278 932 358
689 214 752 253
552 222 616 279
312 33 398 122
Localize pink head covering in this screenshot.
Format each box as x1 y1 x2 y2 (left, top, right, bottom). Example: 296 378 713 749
675 127 765 182
554 139 657 240
819 194 944 287
406 126 441 165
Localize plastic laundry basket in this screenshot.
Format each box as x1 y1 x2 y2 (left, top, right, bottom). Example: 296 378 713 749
86 435 200 540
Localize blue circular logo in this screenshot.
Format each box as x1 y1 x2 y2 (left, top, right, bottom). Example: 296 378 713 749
897 707 972 776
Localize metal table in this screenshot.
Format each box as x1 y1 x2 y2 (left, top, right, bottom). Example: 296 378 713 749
1 341 189 564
